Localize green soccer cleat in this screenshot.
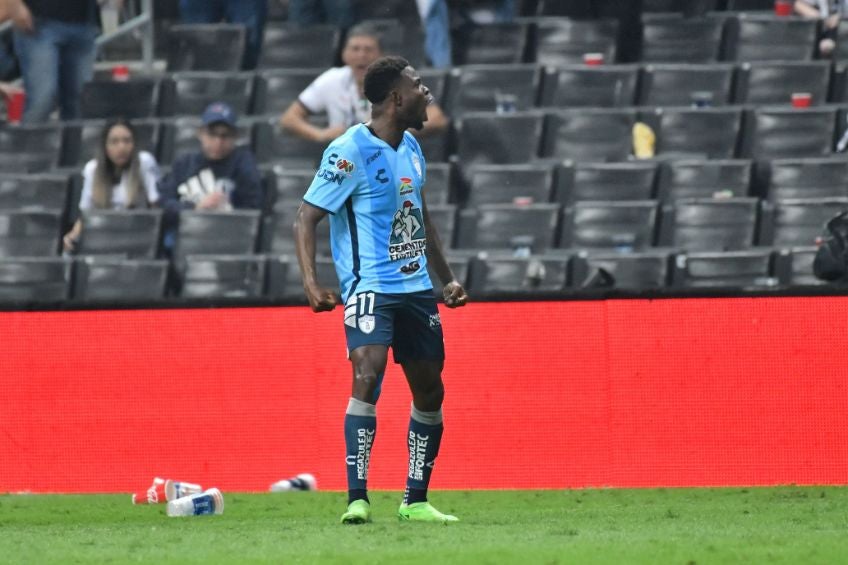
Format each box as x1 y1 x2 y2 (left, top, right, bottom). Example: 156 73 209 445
397 502 459 524
340 499 371 524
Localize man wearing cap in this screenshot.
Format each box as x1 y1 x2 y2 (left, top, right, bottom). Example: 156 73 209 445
159 101 262 216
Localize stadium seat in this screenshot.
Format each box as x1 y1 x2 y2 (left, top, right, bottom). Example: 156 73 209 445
427 255 471 294
671 249 775 288
541 109 636 162
174 210 261 260
253 117 325 169
445 64 541 116
570 250 671 288
72 257 168 300
159 116 254 165
723 14 817 61
166 24 246 71
640 14 725 63
558 161 658 204
253 68 326 116
0 257 69 302
425 204 458 248
265 168 315 211
560 200 659 251
181 254 266 298
419 69 448 108
637 63 735 107
160 72 256 117
647 106 743 160
733 61 831 106
358 18 427 69
0 174 70 211
471 254 568 292
266 254 338 300
260 205 332 257
422 162 454 205
725 0 775 9
80 79 160 120
772 246 824 286
61 119 160 168
77 210 162 259
455 23 529 65
454 111 544 166
659 197 760 251
258 24 340 70
642 0 719 12
763 158 848 201
741 107 837 160
464 163 555 206
455 203 560 252
759 197 848 247
0 124 63 173
0 210 62 257
528 17 619 66
836 20 848 61
656 159 753 202
538 65 639 108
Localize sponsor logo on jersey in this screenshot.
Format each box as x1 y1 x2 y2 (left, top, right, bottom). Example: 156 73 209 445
336 158 355 174
399 177 414 195
366 149 382 165
316 168 345 184
412 154 422 178
389 200 426 261
400 260 420 274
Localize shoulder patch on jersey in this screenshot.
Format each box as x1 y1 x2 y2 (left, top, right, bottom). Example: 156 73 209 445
336 158 355 175
411 153 422 179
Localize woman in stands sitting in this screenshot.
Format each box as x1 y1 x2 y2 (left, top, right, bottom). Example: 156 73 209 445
63 118 161 252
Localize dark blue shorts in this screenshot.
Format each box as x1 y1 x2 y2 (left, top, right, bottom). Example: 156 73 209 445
344 290 445 364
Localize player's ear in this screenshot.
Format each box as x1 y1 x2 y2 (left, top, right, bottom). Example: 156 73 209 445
390 89 402 107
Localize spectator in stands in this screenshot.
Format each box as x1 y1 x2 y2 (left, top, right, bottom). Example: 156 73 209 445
280 23 448 143
287 0 355 29
63 118 161 252
10 0 111 123
158 102 262 228
794 0 846 57
179 0 266 70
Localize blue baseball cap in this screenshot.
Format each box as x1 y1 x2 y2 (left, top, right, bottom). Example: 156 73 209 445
201 102 237 127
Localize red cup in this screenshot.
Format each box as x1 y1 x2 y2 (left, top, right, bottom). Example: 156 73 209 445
791 92 812 108
111 64 130 82
6 90 24 124
583 52 604 66
774 0 793 16
132 477 167 504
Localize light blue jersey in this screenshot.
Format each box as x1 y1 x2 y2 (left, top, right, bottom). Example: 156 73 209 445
303 124 433 301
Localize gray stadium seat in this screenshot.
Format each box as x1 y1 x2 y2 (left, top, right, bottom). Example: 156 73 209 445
77 210 162 259
733 61 831 106
456 203 560 252
258 24 339 69
422 162 454 205
445 64 541 116
0 257 69 302
266 168 315 211
759 197 848 247
659 197 760 251
0 174 70 211
529 17 619 66
541 109 636 162
773 246 825 286
648 106 743 160
723 14 817 61
640 14 725 63
359 18 427 69
764 158 848 201
161 72 255 117
72 257 168 300
426 204 458 249
253 117 325 169
454 111 544 166
558 162 658 204
656 159 752 202
0 209 62 257
741 107 837 160
471 254 568 292
266 254 339 300
561 200 659 251
0 124 63 173
672 249 775 288
253 69 324 116
571 250 671 288
181 254 266 298
260 206 331 257
539 65 639 108
427 255 470 295
456 23 529 65
464 163 555 206
637 63 735 107
167 24 246 71
174 210 261 259
80 79 161 119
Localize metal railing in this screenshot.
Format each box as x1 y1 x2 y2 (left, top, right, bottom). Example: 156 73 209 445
95 0 155 73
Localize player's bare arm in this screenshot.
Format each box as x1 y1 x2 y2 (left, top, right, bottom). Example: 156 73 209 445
422 195 468 308
293 201 337 312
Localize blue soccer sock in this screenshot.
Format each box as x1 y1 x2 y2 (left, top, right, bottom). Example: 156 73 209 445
344 397 376 505
403 404 443 505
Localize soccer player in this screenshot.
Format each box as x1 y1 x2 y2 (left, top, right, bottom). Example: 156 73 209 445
294 56 468 525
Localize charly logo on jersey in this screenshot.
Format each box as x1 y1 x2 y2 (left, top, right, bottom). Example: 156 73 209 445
389 200 426 262
399 177 414 195
412 154 422 179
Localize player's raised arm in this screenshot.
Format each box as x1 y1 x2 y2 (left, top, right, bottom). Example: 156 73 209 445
293 201 337 312
422 194 467 308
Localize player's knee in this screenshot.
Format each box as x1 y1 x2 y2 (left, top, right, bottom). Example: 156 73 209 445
416 381 444 410
352 372 380 399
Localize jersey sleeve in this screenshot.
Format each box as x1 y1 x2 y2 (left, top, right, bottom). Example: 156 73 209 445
302 142 362 215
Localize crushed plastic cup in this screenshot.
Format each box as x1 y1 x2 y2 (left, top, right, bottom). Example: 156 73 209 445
111 64 130 82
583 52 604 66
774 0 793 16
165 479 203 501
166 488 224 517
132 477 166 504
6 90 24 124
270 473 318 492
791 92 812 108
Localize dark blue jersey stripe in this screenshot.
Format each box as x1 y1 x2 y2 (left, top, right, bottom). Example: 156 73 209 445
345 197 361 300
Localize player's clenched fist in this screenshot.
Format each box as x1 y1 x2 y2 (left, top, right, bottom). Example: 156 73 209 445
443 281 468 308
306 286 337 312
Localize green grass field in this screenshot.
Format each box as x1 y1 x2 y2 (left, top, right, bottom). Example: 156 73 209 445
1 487 847 564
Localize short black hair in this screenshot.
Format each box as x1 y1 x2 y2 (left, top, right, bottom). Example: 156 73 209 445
345 22 383 51
363 56 410 104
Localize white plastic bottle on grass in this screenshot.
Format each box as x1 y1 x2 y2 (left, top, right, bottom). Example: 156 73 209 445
166 488 224 517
